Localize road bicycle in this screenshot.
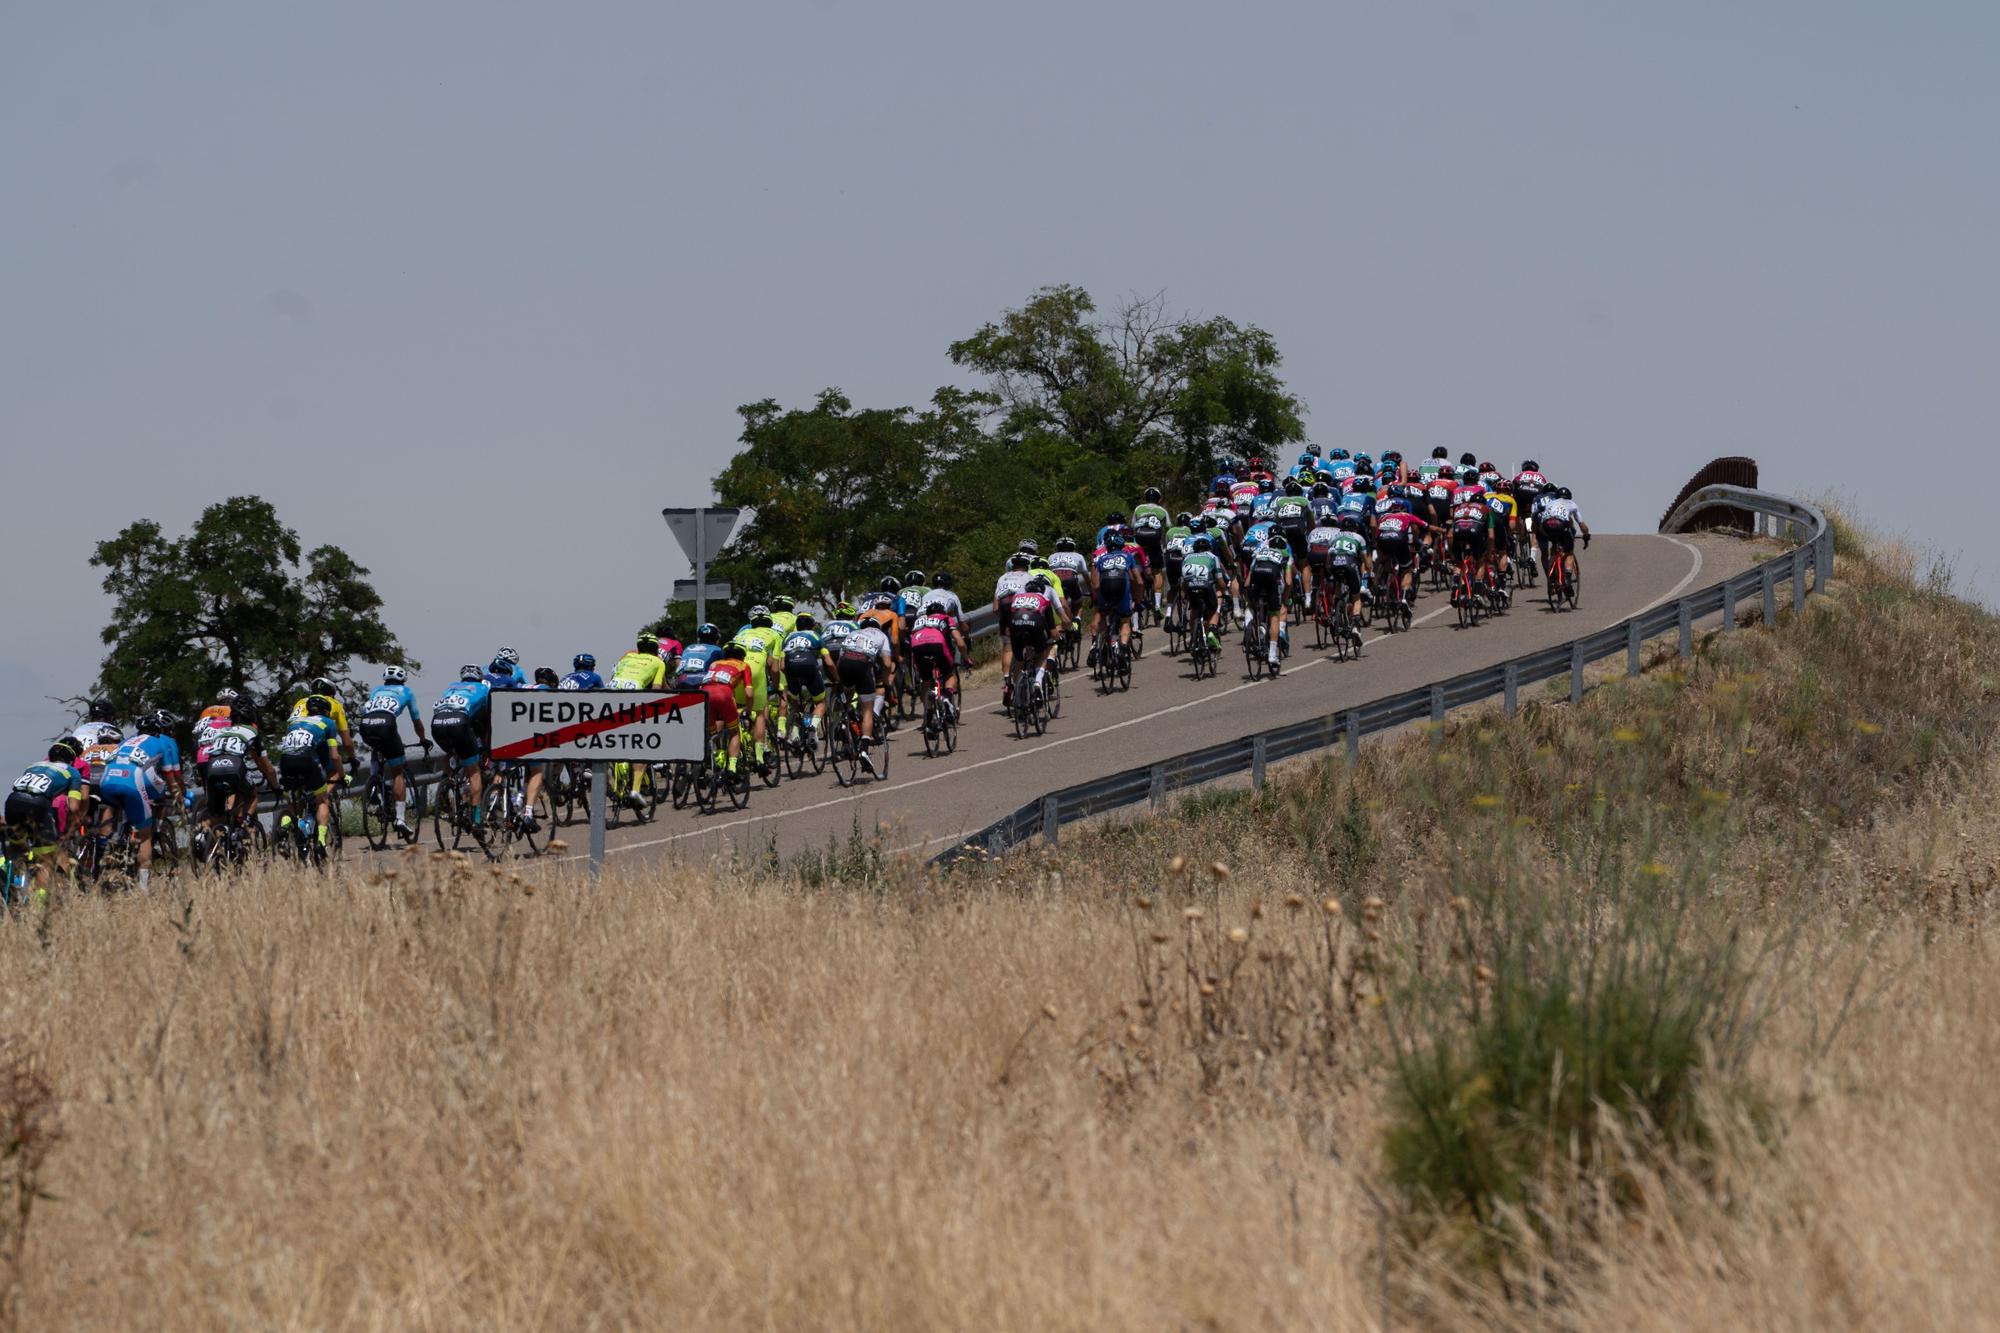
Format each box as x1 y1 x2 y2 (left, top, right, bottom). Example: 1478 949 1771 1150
359 745 429 850
1314 579 1364 661
606 759 658 825
1378 559 1417 633
1008 643 1051 739
192 796 268 874
917 667 961 756
779 687 828 779
485 762 556 857
275 780 341 868
1183 603 1219 680
1055 616 1082 674
1090 615 1133 693
1547 543 1582 611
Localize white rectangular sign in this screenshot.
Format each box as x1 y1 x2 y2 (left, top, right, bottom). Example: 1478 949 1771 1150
489 689 707 763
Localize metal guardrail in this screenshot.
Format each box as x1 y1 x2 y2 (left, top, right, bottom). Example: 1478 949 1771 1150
931 485 1833 868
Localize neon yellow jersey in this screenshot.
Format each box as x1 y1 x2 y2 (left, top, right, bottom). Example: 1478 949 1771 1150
609 651 667 690
289 694 349 735
769 611 799 637
732 626 784 659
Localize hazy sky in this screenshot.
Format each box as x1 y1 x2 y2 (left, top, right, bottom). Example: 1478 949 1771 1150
5 1 1995 760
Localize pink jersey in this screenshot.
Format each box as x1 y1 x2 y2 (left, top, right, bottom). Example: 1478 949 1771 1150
655 637 684 664
909 612 956 651
1378 512 1429 543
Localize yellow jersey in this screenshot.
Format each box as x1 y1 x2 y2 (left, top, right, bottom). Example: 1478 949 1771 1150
289 694 349 735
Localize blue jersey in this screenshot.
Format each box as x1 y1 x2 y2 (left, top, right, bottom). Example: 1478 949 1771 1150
1211 471 1238 492
1336 493 1371 523
361 683 417 720
278 715 339 765
1244 520 1277 548
782 630 826 663
434 680 492 720
672 642 723 690
13 761 82 802
559 670 604 691
101 734 181 795
1250 495 1278 522
1310 496 1341 524
484 669 520 692
1093 548 1141 584
1329 461 1356 482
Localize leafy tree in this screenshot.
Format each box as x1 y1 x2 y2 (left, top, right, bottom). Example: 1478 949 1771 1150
88 497 415 725
947 285 1307 496
710 386 991 607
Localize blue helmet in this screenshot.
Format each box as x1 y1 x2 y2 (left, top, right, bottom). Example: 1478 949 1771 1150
573 652 596 672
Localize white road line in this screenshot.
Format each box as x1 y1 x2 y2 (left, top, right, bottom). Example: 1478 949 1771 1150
1634 538 1704 617
570 601 1455 861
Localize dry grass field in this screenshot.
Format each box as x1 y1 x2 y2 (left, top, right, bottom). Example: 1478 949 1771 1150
3 530 1997 1331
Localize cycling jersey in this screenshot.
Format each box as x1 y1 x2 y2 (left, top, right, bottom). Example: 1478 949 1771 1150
201 723 265 782
841 623 892 661
1180 551 1222 588
1452 498 1492 532
1092 548 1142 611
7 761 83 846
819 621 858 648
925 589 965 619
12 762 82 806
290 693 349 735
559 670 605 690
1538 497 1583 528
1306 524 1342 558
1336 493 1372 525
1377 512 1430 546
1327 530 1368 564
362 683 418 721
896 587 931 621
610 650 668 690
1132 503 1170 537
70 721 123 751
1273 495 1311 530
701 657 752 726
77 740 121 786
277 714 339 765
433 680 493 720
1243 520 1277 550
101 733 181 796
1416 460 1447 482
994 570 1032 612
192 707 235 767
672 643 723 691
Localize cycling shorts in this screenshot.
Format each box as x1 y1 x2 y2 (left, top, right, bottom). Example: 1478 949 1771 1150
1247 569 1285 616
1540 520 1575 553
1008 624 1050 659
1135 531 1164 566
359 715 407 766
913 640 955 685
1185 586 1218 623
1280 526 1310 561
1327 561 1362 595
205 760 253 808
1451 528 1489 561
278 754 330 796
1057 575 1085 608
3 792 59 851
1376 536 1414 572
97 777 159 831
784 658 827 702
701 680 740 728
1093 580 1134 615
1163 550 1185 586
838 654 882 696
431 712 484 770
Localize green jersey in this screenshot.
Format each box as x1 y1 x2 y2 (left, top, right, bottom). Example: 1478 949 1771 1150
1163 524 1194 556
1328 531 1368 562
1133 503 1170 535
1180 551 1222 588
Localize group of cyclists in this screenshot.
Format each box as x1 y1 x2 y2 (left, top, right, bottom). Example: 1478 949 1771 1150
2 446 1589 892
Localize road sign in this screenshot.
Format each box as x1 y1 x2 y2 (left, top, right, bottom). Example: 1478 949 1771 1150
672 579 733 602
489 689 707 763
661 507 742 567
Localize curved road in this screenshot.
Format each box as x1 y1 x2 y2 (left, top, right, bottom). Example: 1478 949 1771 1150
576 532 1756 870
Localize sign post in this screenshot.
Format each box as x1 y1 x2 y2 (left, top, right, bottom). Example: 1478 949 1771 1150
662 507 743 629
489 690 708 880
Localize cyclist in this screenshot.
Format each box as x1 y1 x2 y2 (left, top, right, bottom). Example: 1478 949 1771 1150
289 675 356 756
1450 484 1499 606
431 666 494 826
781 613 837 748
1180 535 1225 655
1272 479 1314 608
701 644 753 776
909 598 966 722
1132 489 1171 612
1511 461 1552 578
769 595 801 637
1326 517 1373 628
70 698 123 752
97 711 185 891
1089 530 1143 670
896 574 931 631
201 701 281 842
4 740 86 895
732 608 787 776
1160 513 1195 620
1484 484 1519 596
358 665 431 839
486 647 526 688
835 614 894 777
673 624 726 690
1005 576 1059 707
820 606 860 651
926 572 965 621
612 633 669 691
1537 486 1591 589
994 553 1034 704
191 688 240 769
275 695 345 855
1246 532 1293 672
561 653 605 690
1375 508 1430 611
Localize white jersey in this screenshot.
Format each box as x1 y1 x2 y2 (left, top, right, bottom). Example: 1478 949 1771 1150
993 571 1031 603
72 721 123 750
1046 550 1089 579
1538 497 1581 526
841 624 892 661
927 588 964 619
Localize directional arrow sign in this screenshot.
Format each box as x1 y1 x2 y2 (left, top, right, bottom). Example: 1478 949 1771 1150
489 690 707 763
661 508 742 567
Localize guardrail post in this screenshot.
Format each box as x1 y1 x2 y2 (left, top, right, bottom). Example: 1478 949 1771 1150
1251 737 1267 789
1429 685 1445 746
1503 662 1519 717
1792 547 1807 614
1570 642 1585 703
1722 581 1736 631
588 762 607 879
1627 620 1642 676
1041 795 1059 846
1678 599 1693 659
1761 565 1776 625
1345 711 1360 763
1817 529 1832 589
1149 764 1166 808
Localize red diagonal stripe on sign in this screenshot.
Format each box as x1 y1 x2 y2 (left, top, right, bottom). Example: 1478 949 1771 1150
490 692 706 760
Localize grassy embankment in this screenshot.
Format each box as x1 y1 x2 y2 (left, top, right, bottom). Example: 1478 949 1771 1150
0 517 1995 1330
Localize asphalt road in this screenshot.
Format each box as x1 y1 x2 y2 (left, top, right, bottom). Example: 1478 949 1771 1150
570 532 1757 871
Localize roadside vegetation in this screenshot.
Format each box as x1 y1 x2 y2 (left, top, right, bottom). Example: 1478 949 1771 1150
2 526 1995 1329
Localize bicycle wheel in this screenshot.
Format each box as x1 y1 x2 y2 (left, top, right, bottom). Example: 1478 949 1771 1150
516 783 556 855
431 781 457 851
361 781 390 851
1567 558 1582 609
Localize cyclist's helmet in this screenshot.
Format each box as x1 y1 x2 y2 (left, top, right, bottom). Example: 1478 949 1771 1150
748 605 773 627
796 612 818 632
721 643 747 661
310 675 337 696
87 698 115 722
573 653 596 672
48 739 82 764
1354 477 1377 495
1432 446 1450 460
1460 468 1480 485
1022 579 1047 595
489 656 515 676
1105 512 1125 528
1329 447 1350 461
533 666 559 687
494 647 521 667
1008 552 1031 571
697 623 722 644
1283 477 1303 495
833 603 858 620
1018 537 1039 555
1175 511 1193 526
1521 459 1539 472
636 633 660 655
1311 482 1331 498
1558 486 1574 500
1054 536 1077 553
1354 451 1373 466
382 666 407 684
1142 487 1162 503
304 695 331 718
771 594 796 613
903 571 925 587
215 687 241 706
1306 443 1323 458
1383 450 1403 464
1258 477 1275 494
1105 530 1127 550
1479 460 1497 474
459 664 483 682
1338 513 1365 533
1459 451 1477 466
879 576 901 594
1247 455 1267 473
934 571 955 589
1191 535 1211 553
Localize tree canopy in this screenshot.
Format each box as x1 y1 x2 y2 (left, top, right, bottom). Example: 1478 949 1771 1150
88 496 414 724
696 286 1306 626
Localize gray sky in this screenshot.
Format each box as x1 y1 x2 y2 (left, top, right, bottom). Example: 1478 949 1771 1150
5 0 1995 761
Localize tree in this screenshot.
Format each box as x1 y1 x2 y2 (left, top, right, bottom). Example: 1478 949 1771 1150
88 496 415 725
710 386 991 607
947 285 1307 495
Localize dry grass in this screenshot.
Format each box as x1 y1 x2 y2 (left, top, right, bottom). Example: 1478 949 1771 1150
6 533 1999 1330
